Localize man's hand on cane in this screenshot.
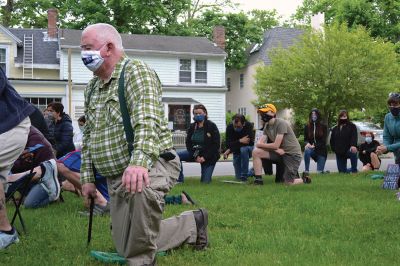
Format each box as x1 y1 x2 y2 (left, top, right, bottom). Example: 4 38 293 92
82 183 97 200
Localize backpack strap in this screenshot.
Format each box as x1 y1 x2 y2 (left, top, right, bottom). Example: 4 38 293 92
118 60 134 156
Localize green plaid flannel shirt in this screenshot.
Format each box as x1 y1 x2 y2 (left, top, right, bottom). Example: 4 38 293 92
81 56 173 184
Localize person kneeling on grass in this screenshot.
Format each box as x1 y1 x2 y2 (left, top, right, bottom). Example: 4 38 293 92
252 103 310 185
6 159 60 208
358 132 381 171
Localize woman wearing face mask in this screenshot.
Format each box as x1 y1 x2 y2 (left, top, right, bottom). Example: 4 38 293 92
177 104 220 183
376 93 400 163
358 132 381 171
73 115 86 150
303 108 329 176
330 110 358 173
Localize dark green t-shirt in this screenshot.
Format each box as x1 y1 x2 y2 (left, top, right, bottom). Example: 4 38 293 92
191 127 205 147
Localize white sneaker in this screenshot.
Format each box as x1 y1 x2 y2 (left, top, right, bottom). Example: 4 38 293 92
0 228 19 249
40 159 60 201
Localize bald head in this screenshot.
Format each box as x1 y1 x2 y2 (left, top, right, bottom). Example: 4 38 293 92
80 23 125 80
82 23 123 50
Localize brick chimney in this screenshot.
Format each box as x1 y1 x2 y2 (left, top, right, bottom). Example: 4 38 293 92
213 26 225 50
47 8 58 39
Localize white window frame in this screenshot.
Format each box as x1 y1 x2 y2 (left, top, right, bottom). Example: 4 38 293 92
239 73 244 89
24 97 62 113
195 59 207 84
179 59 192 83
238 107 247 116
178 58 208 85
0 45 10 76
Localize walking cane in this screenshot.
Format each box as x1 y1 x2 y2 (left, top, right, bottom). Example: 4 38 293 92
87 195 95 247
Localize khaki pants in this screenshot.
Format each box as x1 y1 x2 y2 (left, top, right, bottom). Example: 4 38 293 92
107 150 197 266
0 117 31 181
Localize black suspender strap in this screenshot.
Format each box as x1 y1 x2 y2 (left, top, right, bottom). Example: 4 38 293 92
118 60 135 156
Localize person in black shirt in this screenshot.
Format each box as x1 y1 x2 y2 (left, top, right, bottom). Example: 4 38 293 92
223 114 254 181
177 104 220 183
358 131 381 171
330 110 358 173
303 108 329 176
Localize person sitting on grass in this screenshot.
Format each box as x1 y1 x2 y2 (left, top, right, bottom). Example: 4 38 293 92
358 132 381 171
7 126 59 209
6 159 60 209
252 103 310 185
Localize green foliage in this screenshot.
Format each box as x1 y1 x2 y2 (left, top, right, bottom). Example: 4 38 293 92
3 174 400 265
191 9 279 69
0 1 278 69
292 0 400 51
254 24 400 126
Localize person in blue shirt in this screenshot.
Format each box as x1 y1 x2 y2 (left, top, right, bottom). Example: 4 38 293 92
377 93 400 163
0 67 35 249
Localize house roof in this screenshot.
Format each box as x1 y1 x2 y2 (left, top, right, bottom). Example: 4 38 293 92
7 28 60 65
59 29 226 56
247 27 304 66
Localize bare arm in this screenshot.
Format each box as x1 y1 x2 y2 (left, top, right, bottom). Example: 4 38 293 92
256 134 284 151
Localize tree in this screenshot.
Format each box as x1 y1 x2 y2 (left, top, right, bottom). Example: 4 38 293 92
254 24 400 127
292 0 400 48
191 9 279 69
0 0 190 34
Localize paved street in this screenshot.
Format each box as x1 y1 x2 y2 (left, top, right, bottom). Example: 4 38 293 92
182 157 393 177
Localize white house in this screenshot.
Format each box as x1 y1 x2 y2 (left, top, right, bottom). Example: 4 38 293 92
59 28 227 132
226 27 304 129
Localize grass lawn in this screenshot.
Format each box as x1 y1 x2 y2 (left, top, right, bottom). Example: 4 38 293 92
1 172 399 266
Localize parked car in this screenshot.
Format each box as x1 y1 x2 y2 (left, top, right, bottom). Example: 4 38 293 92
353 121 383 146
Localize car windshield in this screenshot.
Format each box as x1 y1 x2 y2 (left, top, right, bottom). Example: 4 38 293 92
354 122 382 130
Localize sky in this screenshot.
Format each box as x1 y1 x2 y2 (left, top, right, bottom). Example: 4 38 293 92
229 0 304 21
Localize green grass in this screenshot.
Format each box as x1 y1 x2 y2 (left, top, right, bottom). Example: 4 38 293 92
1 172 399 266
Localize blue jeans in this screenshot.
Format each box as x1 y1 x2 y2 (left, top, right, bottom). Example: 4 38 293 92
177 150 216 183
7 178 50 209
24 183 50 208
303 148 327 172
336 151 358 173
233 146 253 180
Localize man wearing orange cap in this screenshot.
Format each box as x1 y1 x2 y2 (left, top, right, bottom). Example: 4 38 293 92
252 104 310 185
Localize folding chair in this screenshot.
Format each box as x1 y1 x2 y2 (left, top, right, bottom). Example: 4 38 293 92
5 144 44 234
5 171 36 234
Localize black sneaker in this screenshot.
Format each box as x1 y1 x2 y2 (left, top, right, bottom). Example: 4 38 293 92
254 178 264 185
302 172 312 184
193 208 208 250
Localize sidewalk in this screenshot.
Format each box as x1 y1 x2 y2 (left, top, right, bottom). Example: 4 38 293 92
182 156 394 177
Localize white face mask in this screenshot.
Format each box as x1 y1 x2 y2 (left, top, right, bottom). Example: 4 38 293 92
81 50 104 72
79 126 84 132
365 137 372 144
